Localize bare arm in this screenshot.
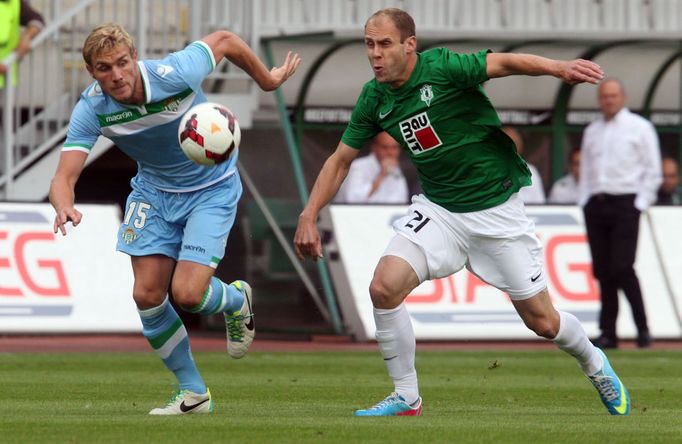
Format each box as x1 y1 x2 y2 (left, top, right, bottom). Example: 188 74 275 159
486 53 603 85
49 151 88 235
201 31 301 91
14 24 41 60
0 2 43 73
294 142 361 260
15 0 44 60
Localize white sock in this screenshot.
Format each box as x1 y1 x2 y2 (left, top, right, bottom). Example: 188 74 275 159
374 304 419 404
553 311 603 375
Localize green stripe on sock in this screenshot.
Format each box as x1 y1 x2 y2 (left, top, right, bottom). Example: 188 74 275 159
148 318 183 350
188 286 211 314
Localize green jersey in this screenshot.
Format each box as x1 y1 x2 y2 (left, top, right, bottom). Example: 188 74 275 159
341 48 531 212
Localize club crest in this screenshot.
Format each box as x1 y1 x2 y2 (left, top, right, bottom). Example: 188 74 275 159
122 228 139 244
420 84 434 107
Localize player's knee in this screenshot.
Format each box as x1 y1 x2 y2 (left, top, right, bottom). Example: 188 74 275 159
171 281 204 311
526 316 559 339
369 277 401 309
132 286 166 310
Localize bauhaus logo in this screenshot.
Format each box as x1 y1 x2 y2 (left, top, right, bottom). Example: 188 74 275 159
399 111 442 155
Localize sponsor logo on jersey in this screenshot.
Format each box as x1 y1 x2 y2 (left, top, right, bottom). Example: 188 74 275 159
399 111 442 155
105 110 134 124
420 84 434 106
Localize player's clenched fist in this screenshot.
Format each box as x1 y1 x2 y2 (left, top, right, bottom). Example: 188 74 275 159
294 216 323 261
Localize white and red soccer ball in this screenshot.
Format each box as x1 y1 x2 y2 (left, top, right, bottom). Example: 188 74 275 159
178 102 241 166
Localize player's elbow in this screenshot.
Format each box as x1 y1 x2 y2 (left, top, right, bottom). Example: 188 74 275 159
486 53 510 79
208 30 239 62
214 30 237 52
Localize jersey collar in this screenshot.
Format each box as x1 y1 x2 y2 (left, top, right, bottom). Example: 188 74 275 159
137 60 152 104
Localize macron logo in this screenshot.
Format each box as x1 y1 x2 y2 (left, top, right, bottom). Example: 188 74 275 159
157 64 174 78
105 111 133 123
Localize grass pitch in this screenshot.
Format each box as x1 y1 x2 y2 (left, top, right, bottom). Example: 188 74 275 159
2 349 681 443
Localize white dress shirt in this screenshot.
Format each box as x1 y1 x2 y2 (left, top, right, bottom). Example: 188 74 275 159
549 174 579 204
579 108 662 210
335 153 409 204
518 163 545 204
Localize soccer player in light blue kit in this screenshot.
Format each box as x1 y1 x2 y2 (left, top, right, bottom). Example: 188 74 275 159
48 23 301 415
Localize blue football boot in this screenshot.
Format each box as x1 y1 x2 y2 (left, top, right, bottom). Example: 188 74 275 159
355 392 422 416
588 348 630 415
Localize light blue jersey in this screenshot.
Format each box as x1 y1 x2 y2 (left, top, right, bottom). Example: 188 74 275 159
63 40 237 192
63 40 243 267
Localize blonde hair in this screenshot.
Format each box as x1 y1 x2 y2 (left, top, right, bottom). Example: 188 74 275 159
82 23 136 65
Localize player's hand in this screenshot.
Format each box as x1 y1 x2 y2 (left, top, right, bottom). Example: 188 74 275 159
269 51 302 89
559 59 604 85
0 63 6 75
53 207 82 236
294 214 323 261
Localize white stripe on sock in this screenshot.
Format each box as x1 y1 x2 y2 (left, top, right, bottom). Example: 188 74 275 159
195 285 212 313
156 324 188 360
138 295 170 319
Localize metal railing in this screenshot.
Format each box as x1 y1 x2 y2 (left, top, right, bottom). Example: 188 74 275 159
4 0 682 199
0 0 258 199
1 0 187 198
253 0 682 37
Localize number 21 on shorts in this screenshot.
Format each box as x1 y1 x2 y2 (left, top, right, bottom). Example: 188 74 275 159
405 210 430 233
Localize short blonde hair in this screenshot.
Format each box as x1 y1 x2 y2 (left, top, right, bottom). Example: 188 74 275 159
82 23 135 65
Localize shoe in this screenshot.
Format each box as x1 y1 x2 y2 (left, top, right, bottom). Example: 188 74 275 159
149 388 213 415
637 331 652 348
224 280 255 359
588 348 630 415
592 335 619 349
354 392 422 416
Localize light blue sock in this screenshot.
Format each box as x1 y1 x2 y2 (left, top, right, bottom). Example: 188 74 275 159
139 296 206 394
189 277 244 315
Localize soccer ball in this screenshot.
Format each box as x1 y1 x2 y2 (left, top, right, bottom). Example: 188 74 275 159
178 102 241 166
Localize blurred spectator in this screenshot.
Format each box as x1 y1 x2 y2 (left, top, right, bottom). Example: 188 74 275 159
335 131 409 204
0 0 45 88
656 157 681 205
548 149 581 204
502 126 545 204
579 78 662 349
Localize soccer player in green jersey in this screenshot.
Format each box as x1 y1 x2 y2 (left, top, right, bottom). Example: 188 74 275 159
294 8 630 417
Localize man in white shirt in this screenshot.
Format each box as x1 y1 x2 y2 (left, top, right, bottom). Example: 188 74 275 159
579 78 662 349
549 149 581 204
503 127 545 204
335 131 409 204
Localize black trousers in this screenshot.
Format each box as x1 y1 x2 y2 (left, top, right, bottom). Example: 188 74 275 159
583 193 649 339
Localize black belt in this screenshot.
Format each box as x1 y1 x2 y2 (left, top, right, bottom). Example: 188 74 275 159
590 193 636 202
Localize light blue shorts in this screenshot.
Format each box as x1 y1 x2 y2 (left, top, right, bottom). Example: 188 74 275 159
116 172 242 269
